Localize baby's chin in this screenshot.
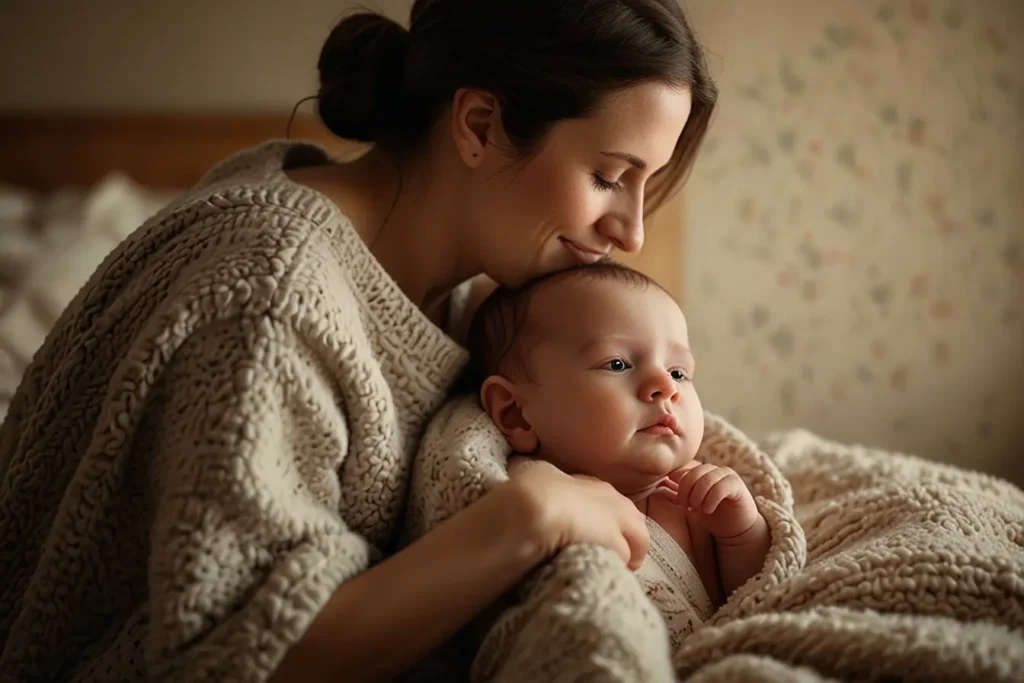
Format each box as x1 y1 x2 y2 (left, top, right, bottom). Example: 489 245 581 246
609 450 686 498
628 441 688 477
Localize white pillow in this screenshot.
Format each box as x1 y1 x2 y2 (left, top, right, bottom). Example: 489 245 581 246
23 173 176 318
0 174 177 425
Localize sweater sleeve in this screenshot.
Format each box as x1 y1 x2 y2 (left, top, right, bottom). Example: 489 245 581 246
142 315 372 682
473 546 676 683
407 396 675 682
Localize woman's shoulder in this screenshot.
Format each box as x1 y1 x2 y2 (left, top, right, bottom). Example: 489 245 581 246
194 140 332 192
167 140 342 234
26 141 370 375
142 141 366 291
64 139 464 391
116 145 331 302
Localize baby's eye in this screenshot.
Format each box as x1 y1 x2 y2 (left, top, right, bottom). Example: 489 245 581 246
670 368 692 382
603 358 631 372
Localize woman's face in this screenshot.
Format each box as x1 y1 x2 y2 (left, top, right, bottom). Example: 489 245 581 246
463 82 693 287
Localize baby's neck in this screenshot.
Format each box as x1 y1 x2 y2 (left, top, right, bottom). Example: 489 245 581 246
626 481 669 509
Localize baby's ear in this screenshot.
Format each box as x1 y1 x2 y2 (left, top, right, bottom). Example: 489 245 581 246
480 376 538 454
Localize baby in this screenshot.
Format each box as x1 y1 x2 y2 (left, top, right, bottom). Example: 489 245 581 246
464 262 771 642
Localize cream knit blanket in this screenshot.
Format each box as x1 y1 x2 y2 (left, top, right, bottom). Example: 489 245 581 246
406 395 1024 682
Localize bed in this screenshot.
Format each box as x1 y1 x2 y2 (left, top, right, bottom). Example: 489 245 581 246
5 112 1019 682
0 109 688 423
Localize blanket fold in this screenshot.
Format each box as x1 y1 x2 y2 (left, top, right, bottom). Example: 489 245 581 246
403 396 675 682
406 396 1024 682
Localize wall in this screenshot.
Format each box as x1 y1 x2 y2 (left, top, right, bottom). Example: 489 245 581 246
0 0 409 111
2 0 1020 482
684 0 1024 482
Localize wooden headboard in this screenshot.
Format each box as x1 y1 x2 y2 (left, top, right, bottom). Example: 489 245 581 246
0 111 685 301
0 111 362 192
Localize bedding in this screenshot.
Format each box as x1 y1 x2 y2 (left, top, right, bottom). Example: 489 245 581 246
406 395 1024 682
2 168 1021 682
0 174 175 422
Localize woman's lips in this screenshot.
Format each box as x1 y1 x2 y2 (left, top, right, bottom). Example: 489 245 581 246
560 237 606 265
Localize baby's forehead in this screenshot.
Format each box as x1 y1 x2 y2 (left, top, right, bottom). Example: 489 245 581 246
527 276 688 341
527 277 618 325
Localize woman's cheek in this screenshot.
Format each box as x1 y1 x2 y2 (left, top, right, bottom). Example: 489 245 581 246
533 167 595 230
565 182 607 232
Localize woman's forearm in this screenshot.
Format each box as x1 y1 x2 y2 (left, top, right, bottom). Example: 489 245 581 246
269 482 544 683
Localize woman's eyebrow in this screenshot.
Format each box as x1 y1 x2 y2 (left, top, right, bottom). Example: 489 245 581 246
601 151 647 170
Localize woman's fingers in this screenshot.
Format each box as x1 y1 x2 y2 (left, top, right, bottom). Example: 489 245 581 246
622 504 650 570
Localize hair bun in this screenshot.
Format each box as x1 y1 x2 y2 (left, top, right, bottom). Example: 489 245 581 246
317 13 409 143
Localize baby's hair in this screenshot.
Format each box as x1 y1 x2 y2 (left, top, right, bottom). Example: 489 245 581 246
459 262 666 393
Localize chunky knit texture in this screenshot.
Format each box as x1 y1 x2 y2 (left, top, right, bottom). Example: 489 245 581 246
409 397 1024 682
3 139 1022 683
677 428 1024 682
0 141 468 682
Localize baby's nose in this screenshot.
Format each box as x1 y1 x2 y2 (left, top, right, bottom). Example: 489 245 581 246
643 372 679 401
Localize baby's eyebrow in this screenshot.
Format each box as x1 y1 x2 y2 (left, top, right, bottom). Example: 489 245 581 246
577 336 694 360
669 341 696 364
577 338 623 358
577 339 606 355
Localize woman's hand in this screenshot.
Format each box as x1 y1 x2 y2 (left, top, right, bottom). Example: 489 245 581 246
506 456 650 570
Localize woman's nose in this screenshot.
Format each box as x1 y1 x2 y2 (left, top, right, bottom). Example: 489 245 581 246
596 203 644 254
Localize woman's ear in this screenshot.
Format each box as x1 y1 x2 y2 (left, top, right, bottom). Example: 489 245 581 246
480 375 538 454
450 88 507 169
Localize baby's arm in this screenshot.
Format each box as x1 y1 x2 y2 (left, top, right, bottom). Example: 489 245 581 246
710 513 771 598
675 462 771 599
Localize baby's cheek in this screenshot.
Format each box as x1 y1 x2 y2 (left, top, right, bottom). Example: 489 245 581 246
542 394 601 448
564 402 626 459
586 393 633 433
684 387 705 450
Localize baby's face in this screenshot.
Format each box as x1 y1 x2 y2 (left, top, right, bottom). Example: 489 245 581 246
489 277 704 500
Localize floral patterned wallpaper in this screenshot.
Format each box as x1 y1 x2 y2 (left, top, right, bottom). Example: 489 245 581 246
683 0 1023 483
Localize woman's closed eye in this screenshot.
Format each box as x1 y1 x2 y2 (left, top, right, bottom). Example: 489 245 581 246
591 173 623 192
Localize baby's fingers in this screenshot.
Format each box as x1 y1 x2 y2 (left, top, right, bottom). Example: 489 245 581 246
668 460 702 484
687 468 732 512
702 473 744 514
676 462 716 505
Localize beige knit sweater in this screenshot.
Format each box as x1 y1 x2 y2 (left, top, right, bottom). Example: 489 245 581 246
0 141 468 682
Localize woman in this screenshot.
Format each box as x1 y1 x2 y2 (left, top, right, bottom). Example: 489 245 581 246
0 0 715 680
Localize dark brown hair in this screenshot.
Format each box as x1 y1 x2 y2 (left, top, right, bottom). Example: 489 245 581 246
316 0 717 215
460 261 665 392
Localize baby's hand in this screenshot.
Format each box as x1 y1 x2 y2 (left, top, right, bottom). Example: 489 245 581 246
672 461 759 540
